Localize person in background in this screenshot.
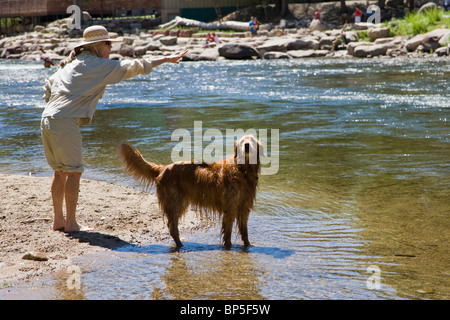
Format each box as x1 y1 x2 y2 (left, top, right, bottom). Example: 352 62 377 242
41 25 187 232
354 6 363 23
249 16 260 37
314 10 321 21
212 32 221 44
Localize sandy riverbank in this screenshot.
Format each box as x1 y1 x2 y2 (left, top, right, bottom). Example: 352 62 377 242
0 173 205 287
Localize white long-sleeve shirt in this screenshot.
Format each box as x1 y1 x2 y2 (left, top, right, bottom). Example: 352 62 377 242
42 51 154 123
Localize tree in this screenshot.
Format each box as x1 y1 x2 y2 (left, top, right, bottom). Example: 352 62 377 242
340 0 348 14
274 0 290 17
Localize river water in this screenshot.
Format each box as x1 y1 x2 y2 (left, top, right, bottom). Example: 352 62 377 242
0 57 449 299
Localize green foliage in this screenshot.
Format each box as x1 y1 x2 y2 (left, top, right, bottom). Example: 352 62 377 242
384 7 450 36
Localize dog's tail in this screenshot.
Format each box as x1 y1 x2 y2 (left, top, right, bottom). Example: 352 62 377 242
117 143 164 187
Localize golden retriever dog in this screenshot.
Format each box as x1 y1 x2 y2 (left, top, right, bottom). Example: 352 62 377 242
117 135 263 248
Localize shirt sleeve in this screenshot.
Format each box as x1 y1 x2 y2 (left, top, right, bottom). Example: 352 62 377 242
42 70 59 102
100 58 154 85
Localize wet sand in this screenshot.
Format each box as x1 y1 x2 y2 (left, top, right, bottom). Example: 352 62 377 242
0 173 203 287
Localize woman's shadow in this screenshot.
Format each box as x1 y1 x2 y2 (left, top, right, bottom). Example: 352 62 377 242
66 231 131 250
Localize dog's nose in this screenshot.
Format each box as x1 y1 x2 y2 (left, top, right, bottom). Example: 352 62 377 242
244 143 250 153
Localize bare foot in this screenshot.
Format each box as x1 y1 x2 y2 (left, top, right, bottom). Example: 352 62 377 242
65 222 94 233
53 218 66 231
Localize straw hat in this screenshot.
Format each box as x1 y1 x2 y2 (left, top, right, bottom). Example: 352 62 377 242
75 25 120 48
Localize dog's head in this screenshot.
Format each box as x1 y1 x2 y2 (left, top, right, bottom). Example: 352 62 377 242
234 135 264 165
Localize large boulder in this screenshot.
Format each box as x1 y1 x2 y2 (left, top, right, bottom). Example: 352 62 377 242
218 44 260 59
256 39 288 55
286 38 319 51
159 36 177 46
367 27 390 41
309 19 325 31
198 48 219 61
405 34 426 51
422 28 449 52
319 35 337 50
347 41 372 55
353 43 389 57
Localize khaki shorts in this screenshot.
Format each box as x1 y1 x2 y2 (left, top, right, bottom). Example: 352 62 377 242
41 117 84 172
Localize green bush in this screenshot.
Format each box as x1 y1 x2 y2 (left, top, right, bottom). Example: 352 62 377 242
384 7 449 36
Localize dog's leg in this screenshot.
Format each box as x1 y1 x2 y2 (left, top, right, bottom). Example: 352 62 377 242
159 189 185 248
168 218 183 247
221 210 236 248
238 209 251 247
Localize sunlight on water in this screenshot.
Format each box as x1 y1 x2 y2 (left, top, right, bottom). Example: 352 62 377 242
0 58 449 299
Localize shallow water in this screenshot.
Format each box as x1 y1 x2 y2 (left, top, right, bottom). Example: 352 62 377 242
0 57 449 299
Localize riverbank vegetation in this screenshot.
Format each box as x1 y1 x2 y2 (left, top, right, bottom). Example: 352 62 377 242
385 7 450 36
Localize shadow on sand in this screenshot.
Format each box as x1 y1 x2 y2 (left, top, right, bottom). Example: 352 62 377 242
66 231 295 259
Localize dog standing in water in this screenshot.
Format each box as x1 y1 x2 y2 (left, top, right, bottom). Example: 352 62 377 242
117 135 263 248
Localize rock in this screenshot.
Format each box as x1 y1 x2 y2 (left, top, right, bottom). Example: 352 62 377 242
288 49 328 58
435 46 449 56
319 35 337 50
198 48 219 61
122 37 135 45
159 36 177 46
133 42 160 56
22 251 48 262
309 19 325 31
218 43 260 59
386 46 407 57
109 53 123 60
179 29 196 38
181 50 200 61
133 45 148 57
422 37 441 52
423 28 448 41
347 41 372 55
343 31 358 43
355 22 382 30
439 30 450 46
119 44 134 57
269 29 285 37
263 51 291 59
374 37 395 45
367 27 390 41
421 29 448 52
406 34 426 51
34 25 45 32
287 38 319 51
353 44 389 57
256 39 288 55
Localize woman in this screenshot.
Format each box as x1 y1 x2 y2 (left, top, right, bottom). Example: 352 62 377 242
354 6 363 23
41 25 187 232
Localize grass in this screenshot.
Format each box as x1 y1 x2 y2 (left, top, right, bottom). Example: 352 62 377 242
384 7 450 36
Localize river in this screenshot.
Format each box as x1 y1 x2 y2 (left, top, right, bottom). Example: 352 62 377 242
0 57 448 299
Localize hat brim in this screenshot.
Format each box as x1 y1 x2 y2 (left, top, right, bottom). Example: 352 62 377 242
74 38 121 48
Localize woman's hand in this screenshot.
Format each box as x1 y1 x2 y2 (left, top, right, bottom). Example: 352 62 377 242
165 50 188 64
151 50 188 68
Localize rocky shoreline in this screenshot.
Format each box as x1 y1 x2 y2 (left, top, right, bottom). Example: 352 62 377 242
0 16 449 64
